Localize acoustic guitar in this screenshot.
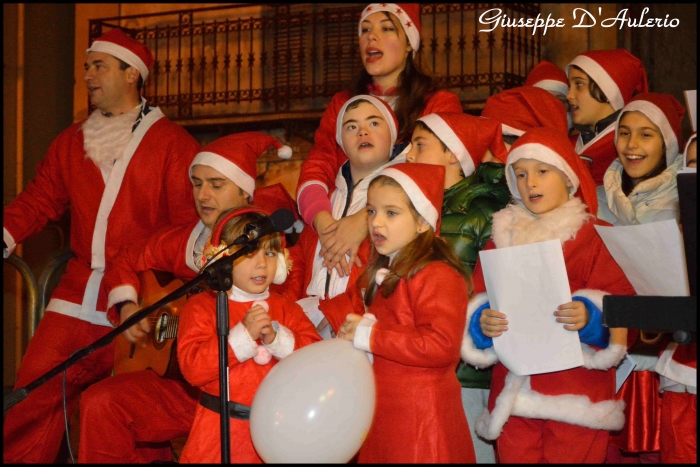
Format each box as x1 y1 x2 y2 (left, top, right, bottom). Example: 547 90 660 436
113 269 186 378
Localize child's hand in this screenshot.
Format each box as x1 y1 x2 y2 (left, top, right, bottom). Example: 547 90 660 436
337 313 362 342
554 301 588 331
480 308 508 337
319 210 367 277
244 305 275 343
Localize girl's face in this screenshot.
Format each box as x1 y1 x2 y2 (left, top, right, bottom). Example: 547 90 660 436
359 12 412 88
512 158 573 215
367 183 429 256
567 67 615 130
616 111 665 180
232 243 278 294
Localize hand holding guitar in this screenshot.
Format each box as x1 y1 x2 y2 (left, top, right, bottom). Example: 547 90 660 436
119 301 151 348
244 304 276 345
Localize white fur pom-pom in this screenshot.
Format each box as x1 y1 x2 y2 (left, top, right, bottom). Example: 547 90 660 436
253 345 273 365
375 268 390 285
277 145 293 159
273 252 288 284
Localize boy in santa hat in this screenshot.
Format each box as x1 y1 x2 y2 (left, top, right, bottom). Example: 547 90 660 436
461 128 636 463
525 60 573 132
405 111 509 463
176 207 320 463
2 28 201 463
567 48 649 186
294 95 404 337
76 132 299 463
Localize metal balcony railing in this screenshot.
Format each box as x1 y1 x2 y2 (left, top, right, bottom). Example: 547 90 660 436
89 3 541 122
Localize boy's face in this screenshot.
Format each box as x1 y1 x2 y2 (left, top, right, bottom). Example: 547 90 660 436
406 126 453 167
616 111 665 180
686 140 697 168
341 101 392 181
512 158 573 215
566 67 615 129
232 242 278 294
191 165 249 229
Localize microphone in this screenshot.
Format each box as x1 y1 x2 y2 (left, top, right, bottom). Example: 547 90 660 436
672 331 696 345
232 209 296 245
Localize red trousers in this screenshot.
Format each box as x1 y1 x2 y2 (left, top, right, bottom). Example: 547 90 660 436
79 369 199 463
660 391 697 464
3 312 115 463
497 415 609 463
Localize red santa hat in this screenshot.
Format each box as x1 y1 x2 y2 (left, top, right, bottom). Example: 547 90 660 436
684 132 697 168
376 162 444 232
359 4 421 57
417 112 509 174
614 92 686 166
482 86 569 138
567 48 649 111
86 28 154 81
525 60 569 97
336 94 399 153
190 132 292 200
505 127 598 215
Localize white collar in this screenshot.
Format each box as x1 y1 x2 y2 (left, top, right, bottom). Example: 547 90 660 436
228 286 270 302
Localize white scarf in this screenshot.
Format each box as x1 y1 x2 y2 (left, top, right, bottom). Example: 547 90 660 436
82 105 141 172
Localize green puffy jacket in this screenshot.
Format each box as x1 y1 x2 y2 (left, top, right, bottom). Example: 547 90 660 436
440 162 510 388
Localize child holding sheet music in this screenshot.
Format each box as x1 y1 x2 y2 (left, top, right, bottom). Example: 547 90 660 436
461 128 635 463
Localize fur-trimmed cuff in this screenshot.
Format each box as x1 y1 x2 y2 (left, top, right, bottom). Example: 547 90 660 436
461 292 499 368
476 372 527 440
228 322 259 363
263 322 295 359
353 314 377 352
3 227 16 258
581 343 627 370
107 285 139 311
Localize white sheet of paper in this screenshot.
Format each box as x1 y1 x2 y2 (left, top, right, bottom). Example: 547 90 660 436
616 354 637 393
594 220 690 297
479 239 583 376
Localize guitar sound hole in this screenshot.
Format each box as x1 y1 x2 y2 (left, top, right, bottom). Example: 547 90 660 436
152 307 172 350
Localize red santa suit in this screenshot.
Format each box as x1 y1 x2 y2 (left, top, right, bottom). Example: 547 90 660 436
2 102 200 464
176 288 320 463
460 128 636 463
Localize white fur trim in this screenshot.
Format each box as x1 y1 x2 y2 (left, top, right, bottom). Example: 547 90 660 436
615 100 679 165
379 167 439 231
359 4 420 56
567 55 623 110
277 145 293 159
296 296 325 327
656 343 697 388
353 315 377 353
228 321 258 363
461 292 499 368
273 251 288 285
476 372 527 440
505 143 579 200
106 285 138 311
186 221 208 273
581 343 626 370
189 151 255 199
501 123 525 137
419 114 476 176
533 79 569 97
4 227 16 258
335 95 398 152
263 322 295 359
253 345 273 365
45 297 113 327
87 40 149 81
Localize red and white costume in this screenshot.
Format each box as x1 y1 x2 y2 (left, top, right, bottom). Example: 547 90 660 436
177 289 320 463
460 128 636 463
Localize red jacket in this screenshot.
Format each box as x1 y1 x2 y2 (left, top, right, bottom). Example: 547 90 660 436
572 125 617 186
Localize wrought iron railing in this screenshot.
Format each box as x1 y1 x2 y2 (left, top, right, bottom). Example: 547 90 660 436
89 3 541 122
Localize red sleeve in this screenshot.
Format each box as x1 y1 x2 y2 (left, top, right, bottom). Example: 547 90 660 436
370 263 469 367
421 89 463 115
320 284 366 334
276 296 322 350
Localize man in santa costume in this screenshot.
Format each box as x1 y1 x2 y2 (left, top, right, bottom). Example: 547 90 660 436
2 28 201 463
77 132 301 463
461 128 636 463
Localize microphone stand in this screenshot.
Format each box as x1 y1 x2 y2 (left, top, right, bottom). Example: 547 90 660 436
3 239 260 465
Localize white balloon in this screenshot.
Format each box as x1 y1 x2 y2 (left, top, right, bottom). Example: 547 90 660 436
250 338 376 463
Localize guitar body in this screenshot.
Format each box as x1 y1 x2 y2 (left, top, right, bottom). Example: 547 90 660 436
113 270 187 378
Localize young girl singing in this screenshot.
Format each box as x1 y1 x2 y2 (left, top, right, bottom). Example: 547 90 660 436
176 207 320 463
338 162 476 463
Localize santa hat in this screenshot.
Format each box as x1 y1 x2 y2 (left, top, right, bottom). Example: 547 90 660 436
684 132 697 168
336 95 399 153
359 4 421 57
567 49 648 111
417 112 509 174
614 92 686 166
86 28 154 81
190 132 292 200
254 183 304 234
505 127 598 215
482 86 569 137
525 60 569 97
207 206 289 285
376 162 444 232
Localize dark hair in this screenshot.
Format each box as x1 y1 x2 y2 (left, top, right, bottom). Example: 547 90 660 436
570 64 608 104
361 176 471 305
215 209 283 254
117 58 144 92
502 134 520 146
353 12 437 143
